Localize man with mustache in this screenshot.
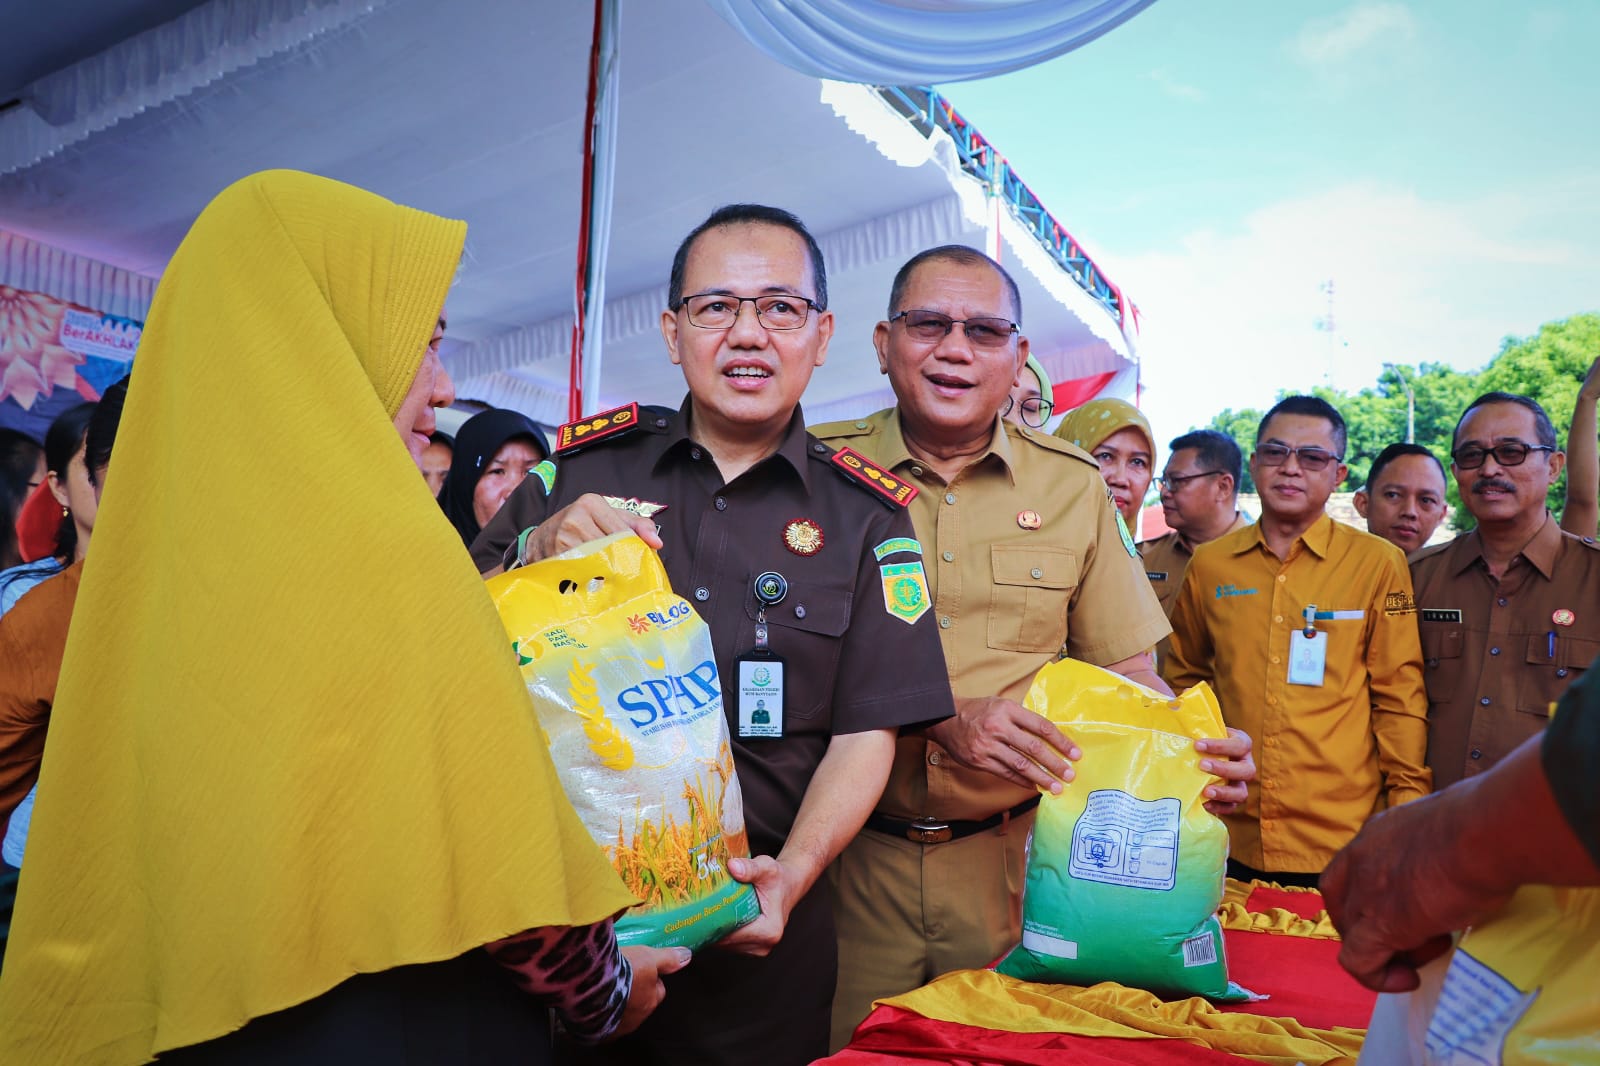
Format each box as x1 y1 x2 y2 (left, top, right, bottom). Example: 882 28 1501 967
1410 392 1600 789
1166 395 1430 887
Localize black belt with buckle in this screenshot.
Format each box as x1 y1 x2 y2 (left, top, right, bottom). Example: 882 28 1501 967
865 795 1042 845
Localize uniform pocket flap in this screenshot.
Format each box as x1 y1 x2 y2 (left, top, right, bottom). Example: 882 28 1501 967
991 545 1079 590
747 580 853 638
1419 625 1463 663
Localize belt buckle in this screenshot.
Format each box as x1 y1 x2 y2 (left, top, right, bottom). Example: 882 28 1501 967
908 818 952 845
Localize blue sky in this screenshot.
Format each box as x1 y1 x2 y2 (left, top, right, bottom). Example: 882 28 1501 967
942 1 1600 447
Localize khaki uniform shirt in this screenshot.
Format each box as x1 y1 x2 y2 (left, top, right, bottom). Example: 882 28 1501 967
1409 514 1600 791
813 409 1171 823
1166 515 1431 872
473 400 956 857
1140 513 1252 668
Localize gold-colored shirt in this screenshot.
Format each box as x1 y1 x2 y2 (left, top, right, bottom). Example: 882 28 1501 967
813 408 1171 822
1165 514 1431 872
1138 513 1253 617
1409 514 1600 791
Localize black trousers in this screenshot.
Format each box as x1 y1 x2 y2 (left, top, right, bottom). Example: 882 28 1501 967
159 949 553 1065
1227 857 1324 891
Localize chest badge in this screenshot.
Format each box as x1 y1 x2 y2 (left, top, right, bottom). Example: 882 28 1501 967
783 518 824 557
1017 510 1042 530
1553 608 1576 627
604 496 668 519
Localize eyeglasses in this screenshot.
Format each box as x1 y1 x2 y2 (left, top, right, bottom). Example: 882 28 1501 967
680 293 817 330
1002 395 1054 428
1155 470 1224 492
1255 443 1342 472
889 309 1019 348
1451 441 1556 470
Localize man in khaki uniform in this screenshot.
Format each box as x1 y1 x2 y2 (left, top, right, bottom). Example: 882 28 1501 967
1411 392 1600 790
813 245 1255 1050
1141 428 1252 617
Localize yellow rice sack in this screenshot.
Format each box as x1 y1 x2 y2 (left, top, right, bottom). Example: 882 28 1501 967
485 531 759 949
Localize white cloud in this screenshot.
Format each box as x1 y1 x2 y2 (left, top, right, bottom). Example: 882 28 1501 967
1089 179 1600 445
1294 3 1417 67
1147 68 1205 103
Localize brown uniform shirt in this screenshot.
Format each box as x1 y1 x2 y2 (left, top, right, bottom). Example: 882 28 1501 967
813 409 1171 823
473 399 956 857
1409 514 1600 790
0 561 81 823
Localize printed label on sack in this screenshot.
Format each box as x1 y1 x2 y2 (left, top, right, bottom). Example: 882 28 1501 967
1181 932 1218 968
1068 789 1180 891
1423 949 1538 1064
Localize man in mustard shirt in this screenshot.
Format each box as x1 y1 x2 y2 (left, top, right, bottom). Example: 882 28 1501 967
814 245 1256 1049
1166 395 1430 887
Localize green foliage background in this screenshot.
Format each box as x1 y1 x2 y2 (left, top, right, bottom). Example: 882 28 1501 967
1203 313 1600 531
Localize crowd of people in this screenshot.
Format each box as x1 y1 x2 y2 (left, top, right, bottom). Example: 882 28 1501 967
0 171 1594 1063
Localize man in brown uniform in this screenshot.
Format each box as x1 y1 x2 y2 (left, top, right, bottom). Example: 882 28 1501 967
1141 428 1252 617
473 205 955 1066
813 245 1254 1050
1411 391 1600 790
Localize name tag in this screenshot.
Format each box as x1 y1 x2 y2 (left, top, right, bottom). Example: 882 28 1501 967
1145 571 1169 582
1288 630 1328 686
1420 608 1463 623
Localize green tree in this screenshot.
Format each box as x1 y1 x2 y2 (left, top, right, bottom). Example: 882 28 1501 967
1206 406 1265 493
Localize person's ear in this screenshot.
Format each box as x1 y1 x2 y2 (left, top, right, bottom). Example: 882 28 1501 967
1353 490 1370 519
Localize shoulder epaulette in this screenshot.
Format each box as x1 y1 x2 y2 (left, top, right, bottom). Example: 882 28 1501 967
828 445 917 508
809 417 877 442
1014 423 1101 467
554 402 644 455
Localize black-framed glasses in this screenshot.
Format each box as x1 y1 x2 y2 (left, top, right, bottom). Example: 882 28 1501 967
1451 440 1556 470
680 293 818 330
1155 470 1225 492
1002 394 1054 428
889 309 1019 348
1255 442 1342 471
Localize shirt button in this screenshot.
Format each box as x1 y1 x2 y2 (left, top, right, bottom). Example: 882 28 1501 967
928 751 943 766
794 604 807 619
1274 615 1283 623
1264 737 1277 747
691 447 703 461
1426 658 1439 668
1489 647 1500 656
942 551 955 562
654 417 669 429
945 492 956 505
1557 668 1569 678
1470 748 1483 760
1270 656 1280 664
1267 695 1277 705
1262 779 1274 789
911 465 924 476
714 497 727 511
1276 575 1286 583
939 616 951 629
1031 567 1043 579
1496 597 1508 607
855 421 869 430
812 443 827 454
1262 819 1274 829
694 587 709 601
1479 697 1491 706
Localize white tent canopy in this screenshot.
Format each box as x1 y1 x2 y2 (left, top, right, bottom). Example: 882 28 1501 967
0 0 1136 429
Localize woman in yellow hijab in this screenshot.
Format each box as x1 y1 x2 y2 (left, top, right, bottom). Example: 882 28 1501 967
0 171 684 1064
1054 397 1156 531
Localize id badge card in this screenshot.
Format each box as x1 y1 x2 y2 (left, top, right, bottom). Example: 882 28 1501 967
1287 630 1328 686
737 654 785 739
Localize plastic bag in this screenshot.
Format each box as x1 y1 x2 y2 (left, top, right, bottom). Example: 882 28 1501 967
486 532 760 949
996 659 1251 1000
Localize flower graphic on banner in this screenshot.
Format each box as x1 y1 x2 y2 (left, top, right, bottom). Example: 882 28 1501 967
0 285 86 410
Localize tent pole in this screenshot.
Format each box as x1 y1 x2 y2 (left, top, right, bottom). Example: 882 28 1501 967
569 0 608 421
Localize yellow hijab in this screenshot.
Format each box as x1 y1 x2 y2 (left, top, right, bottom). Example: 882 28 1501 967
1052 396 1156 462
0 171 634 1064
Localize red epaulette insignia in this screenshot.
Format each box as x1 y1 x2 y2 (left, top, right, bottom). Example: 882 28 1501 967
555 402 641 454
831 447 917 507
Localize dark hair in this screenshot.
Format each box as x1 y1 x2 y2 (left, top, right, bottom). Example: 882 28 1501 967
1365 442 1446 492
0 429 43 569
1168 428 1242 490
43 402 98 561
1257 395 1347 456
428 430 454 448
887 245 1022 323
1453 391 1557 450
86 377 130 486
667 204 827 311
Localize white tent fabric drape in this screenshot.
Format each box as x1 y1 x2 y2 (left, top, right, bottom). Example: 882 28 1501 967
702 0 1156 85
0 231 156 322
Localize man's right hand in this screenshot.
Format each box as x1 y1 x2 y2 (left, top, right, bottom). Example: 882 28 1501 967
925 696 1080 793
614 945 691 1038
526 493 664 563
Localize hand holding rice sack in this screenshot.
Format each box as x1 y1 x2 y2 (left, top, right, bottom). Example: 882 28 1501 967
997 658 1254 1001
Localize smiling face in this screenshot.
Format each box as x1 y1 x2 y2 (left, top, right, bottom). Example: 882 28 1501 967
1452 402 1564 527
661 222 832 447
877 257 1028 445
1356 453 1449 553
1093 427 1154 527
1250 412 1347 526
472 436 542 528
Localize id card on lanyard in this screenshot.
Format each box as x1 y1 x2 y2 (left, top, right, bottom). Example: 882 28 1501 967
1288 603 1327 686
738 571 789 738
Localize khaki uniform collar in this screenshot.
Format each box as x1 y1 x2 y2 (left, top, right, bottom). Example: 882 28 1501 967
877 409 1017 485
